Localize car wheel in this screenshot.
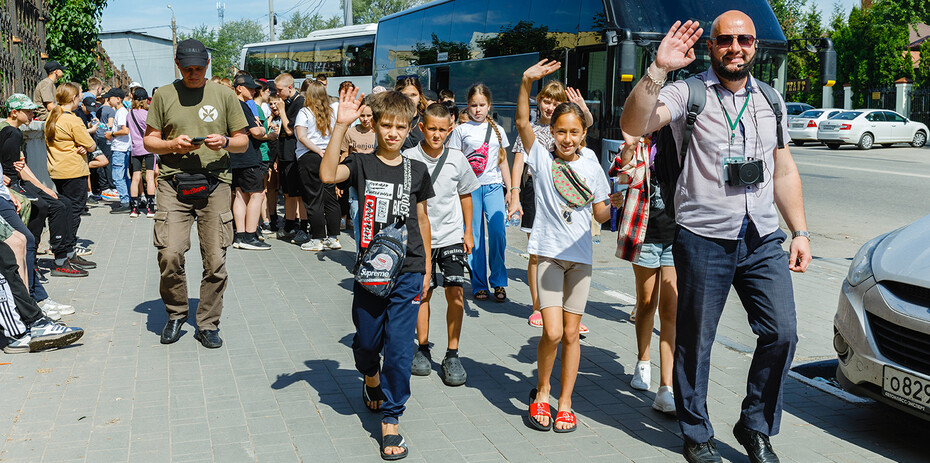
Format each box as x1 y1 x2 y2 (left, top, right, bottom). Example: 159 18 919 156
793 140 805 146
912 131 927 148
827 143 841 150
858 133 873 150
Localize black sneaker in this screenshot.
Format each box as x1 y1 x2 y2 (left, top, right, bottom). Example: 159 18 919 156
50 260 88 278
441 355 467 386
110 203 131 214
238 234 271 251
291 230 311 245
69 255 96 269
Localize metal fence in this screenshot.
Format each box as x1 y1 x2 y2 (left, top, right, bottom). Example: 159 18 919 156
0 0 47 100
866 86 896 110
909 88 930 126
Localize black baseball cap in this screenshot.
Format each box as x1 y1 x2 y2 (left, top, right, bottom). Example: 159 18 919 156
44 61 66 74
176 39 209 68
81 96 99 112
132 88 149 101
233 74 259 89
102 88 126 99
267 81 277 96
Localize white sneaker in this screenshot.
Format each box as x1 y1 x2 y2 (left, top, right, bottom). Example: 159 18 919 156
301 239 324 251
322 237 342 250
652 386 676 414
630 360 651 391
74 245 93 256
3 334 31 354
40 299 75 316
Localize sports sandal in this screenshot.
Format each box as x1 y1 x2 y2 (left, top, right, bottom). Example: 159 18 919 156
579 323 590 335
474 290 489 301
494 287 507 302
629 307 637 322
380 434 408 460
528 311 543 327
362 381 385 412
553 411 577 433
527 388 552 431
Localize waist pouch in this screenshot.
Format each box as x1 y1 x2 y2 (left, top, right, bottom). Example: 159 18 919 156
551 156 593 208
171 173 219 203
355 222 407 297
465 122 494 177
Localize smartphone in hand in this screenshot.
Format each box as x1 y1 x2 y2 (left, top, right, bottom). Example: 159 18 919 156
191 137 206 145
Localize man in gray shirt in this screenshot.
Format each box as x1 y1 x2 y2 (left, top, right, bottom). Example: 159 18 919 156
620 10 811 463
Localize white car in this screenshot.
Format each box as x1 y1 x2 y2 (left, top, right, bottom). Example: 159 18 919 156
817 109 929 150
834 214 930 420
787 108 844 145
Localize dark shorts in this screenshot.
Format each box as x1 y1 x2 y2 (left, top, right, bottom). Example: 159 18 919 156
430 244 467 288
130 154 155 173
519 174 536 232
279 160 302 196
231 166 265 193
260 160 271 173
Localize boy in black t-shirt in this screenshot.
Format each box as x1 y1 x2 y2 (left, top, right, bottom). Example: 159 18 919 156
321 90 434 461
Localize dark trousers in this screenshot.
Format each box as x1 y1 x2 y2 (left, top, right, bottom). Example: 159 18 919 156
52 176 88 256
0 198 48 302
672 222 797 444
94 138 113 191
19 181 72 259
297 153 340 240
352 272 422 424
0 241 43 325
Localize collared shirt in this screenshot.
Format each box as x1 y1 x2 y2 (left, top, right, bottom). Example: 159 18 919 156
658 70 789 240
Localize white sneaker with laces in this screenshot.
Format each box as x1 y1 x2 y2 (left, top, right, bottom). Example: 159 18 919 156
631 360 651 391
74 245 93 256
3 334 31 354
40 299 75 316
301 239 324 251
323 237 342 250
652 385 676 414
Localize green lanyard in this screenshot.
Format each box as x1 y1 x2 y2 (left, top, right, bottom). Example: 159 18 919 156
715 88 750 145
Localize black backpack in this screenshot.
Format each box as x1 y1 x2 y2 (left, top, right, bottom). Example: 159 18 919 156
652 76 785 220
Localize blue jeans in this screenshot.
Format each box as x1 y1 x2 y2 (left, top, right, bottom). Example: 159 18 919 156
672 221 797 444
111 149 131 204
351 272 422 424
0 198 48 302
349 187 359 247
468 183 507 294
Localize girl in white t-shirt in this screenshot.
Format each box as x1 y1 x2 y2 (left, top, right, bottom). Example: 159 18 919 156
447 84 512 302
295 80 341 252
517 60 611 433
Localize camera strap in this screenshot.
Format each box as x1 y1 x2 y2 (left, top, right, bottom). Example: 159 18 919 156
715 88 750 146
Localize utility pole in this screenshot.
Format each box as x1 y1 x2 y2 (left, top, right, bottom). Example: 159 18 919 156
344 0 353 26
269 0 275 41
168 4 178 79
217 2 226 26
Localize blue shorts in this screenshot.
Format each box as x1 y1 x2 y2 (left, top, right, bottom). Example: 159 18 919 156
633 242 674 268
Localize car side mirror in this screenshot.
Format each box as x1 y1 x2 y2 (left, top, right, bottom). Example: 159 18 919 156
904 119 908 124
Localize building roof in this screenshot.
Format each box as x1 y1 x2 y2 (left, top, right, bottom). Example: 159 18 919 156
100 30 174 44
908 24 929 50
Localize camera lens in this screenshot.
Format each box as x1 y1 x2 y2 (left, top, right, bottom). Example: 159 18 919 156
739 162 763 184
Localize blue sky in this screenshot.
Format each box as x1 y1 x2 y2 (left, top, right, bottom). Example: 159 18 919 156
101 0 862 40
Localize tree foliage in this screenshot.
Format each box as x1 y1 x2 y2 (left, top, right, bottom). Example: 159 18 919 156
181 19 267 78
478 21 559 58
917 40 930 89
768 0 825 106
352 0 422 24
413 34 471 65
280 11 342 40
45 0 108 84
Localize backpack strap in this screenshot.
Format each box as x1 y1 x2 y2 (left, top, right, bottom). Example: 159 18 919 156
755 81 786 149
398 156 411 221
679 77 706 163
430 147 450 184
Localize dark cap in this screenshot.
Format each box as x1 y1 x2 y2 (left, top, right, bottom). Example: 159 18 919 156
175 39 209 68
233 74 259 89
102 88 126 99
44 60 66 74
81 96 99 112
267 81 277 96
132 87 149 101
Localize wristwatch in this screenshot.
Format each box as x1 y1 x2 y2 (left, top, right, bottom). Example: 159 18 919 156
792 230 811 241
223 136 229 148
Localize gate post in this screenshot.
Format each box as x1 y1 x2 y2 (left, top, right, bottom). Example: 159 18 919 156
822 85 833 108
895 77 912 117
844 84 852 110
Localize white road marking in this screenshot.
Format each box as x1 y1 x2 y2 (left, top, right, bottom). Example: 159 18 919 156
604 289 637 305
795 161 930 179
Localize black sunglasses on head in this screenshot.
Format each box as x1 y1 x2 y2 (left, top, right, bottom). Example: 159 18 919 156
711 34 756 48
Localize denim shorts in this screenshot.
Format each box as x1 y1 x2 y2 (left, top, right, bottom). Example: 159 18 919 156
633 242 674 268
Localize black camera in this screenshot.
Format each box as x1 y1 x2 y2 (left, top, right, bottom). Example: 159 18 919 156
724 157 764 187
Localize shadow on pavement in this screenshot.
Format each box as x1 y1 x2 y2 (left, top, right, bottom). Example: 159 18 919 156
132 298 200 334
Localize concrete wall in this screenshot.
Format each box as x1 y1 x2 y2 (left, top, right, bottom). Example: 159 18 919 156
100 32 213 91
20 121 53 189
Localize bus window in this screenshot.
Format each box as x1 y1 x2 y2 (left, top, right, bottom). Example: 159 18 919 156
394 11 424 67
316 39 343 77
244 46 267 77
344 36 374 76
450 0 489 59
375 19 399 71
528 0 580 48
265 43 290 77
420 1 454 45
485 0 529 37
289 42 314 78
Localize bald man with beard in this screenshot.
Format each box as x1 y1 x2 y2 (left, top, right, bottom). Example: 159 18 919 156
620 11 811 463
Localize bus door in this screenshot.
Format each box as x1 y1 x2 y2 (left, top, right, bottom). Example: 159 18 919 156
566 47 608 163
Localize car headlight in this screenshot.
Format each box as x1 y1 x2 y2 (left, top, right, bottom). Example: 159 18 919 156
847 234 886 286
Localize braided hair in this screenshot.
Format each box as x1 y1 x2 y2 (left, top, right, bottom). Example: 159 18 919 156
467 83 506 165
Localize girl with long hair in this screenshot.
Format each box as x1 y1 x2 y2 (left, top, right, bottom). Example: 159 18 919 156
395 76 427 150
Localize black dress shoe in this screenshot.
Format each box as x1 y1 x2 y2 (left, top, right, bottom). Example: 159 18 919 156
160 319 185 344
683 439 722 463
733 422 780 463
194 329 223 348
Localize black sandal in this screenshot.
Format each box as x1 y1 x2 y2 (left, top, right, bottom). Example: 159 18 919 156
363 380 385 412
474 290 489 301
494 287 507 303
380 434 408 460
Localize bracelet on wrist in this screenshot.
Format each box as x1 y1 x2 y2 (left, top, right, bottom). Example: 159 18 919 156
510 187 521 192
645 64 667 86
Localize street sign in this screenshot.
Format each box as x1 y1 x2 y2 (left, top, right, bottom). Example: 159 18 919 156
872 92 881 100
786 79 810 94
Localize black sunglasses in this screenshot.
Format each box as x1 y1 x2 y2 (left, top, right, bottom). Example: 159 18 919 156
711 34 756 48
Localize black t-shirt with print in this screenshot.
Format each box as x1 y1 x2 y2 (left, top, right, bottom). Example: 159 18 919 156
231 100 261 169
0 125 23 183
344 152 435 274
278 94 304 162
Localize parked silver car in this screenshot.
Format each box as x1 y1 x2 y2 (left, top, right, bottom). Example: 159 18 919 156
787 108 844 145
834 214 930 420
818 109 929 150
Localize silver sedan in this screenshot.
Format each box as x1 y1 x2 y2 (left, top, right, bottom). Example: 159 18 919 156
787 108 844 145
817 109 929 150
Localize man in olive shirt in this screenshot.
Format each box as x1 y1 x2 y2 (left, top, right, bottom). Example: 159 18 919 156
143 39 249 349
33 61 66 121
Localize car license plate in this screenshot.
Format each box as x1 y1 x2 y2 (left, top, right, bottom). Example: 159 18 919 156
791 121 804 128
882 365 930 414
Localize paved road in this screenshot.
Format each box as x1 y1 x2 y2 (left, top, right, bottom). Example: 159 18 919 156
0 162 928 462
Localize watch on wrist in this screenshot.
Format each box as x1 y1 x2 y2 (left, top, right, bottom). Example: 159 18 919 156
792 230 811 241
223 136 229 148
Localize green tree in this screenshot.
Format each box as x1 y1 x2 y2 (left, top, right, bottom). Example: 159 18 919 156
280 11 342 40
413 34 471 65
45 0 108 84
352 0 422 24
768 0 826 105
181 19 267 78
478 21 559 58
